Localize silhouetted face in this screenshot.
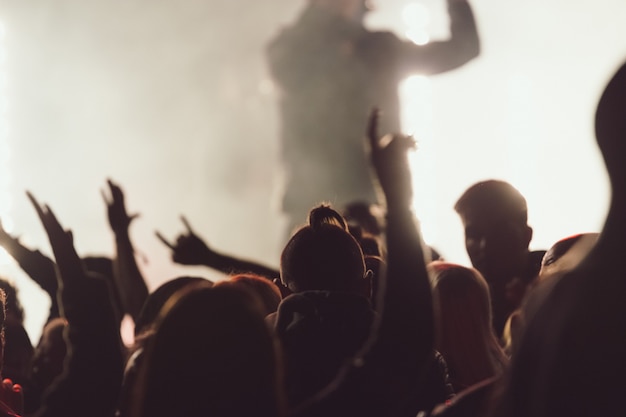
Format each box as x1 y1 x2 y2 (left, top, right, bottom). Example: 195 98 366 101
460 209 532 287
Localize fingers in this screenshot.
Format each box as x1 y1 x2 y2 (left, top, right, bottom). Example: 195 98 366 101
26 191 46 220
100 188 111 206
180 215 194 234
105 178 125 204
155 231 175 250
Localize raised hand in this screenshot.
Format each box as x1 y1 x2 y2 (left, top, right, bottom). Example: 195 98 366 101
156 216 217 266
156 216 280 279
27 191 84 285
0 216 60 321
101 179 148 321
101 179 139 233
367 108 416 209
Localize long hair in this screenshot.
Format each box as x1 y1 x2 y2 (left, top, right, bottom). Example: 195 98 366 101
429 262 508 392
131 283 285 417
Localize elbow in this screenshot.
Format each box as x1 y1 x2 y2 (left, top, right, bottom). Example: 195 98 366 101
468 34 481 60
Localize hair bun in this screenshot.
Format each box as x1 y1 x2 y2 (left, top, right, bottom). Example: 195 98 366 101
308 204 348 231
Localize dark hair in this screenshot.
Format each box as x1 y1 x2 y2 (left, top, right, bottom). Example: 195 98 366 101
133 284 284 417
134 276 211 337
280 205 365 292
217 274 282 316
454 180 528 224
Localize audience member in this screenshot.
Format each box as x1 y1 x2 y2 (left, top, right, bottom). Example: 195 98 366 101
129 283 285 417
272 204 375 409
491 58 626 417
454 180 545 337
215 274 282 316
429 261 508 393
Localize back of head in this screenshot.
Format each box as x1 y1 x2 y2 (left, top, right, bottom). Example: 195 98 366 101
134 284 283 417
134 276 211 337
429 262 507 390
280 205 366 293
217 274 282 316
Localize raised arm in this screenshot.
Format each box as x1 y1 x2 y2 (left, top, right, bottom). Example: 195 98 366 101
395 0 480 76
156 217 280 280
27 192 123 417
102 179 148 321
294 110 434 417
365 108 433 369
0 219 60 321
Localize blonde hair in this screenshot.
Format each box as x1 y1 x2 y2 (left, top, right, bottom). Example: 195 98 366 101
429 261 508 391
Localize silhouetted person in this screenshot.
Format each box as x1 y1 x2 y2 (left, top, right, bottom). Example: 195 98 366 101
267 0 480 234
454 180 545 338
492 58 626 417
129 283 285 417
429 262 508 394
272 205 375 410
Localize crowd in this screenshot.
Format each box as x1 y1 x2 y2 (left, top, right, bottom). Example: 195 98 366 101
0 0 623 416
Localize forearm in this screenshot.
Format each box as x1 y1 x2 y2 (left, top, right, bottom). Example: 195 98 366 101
114 231 149 320
203 252 280 280
447 0 480 62
5 244 57 295
377 205 433 361
397 0 480 75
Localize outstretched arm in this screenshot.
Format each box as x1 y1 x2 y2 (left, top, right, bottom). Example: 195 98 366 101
364 107 434 374
156 217 280 280
0 219 60 321
396 0 480 76
294 109 433 417
27 192 123 417
102 179 148 321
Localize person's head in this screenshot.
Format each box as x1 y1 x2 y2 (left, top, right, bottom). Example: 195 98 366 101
133 276 211 337
310 0 372 22
217 274 283 316
131 283 284 417
429 262 507 390
538 233 599 282
454 180 533 286
280 205 367 294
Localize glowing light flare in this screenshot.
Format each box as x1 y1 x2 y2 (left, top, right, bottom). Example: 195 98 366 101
402 3 431 27
406 30 430 46
120 314 136 347
399 74 438 246
0 248 13 268
402 2 431 45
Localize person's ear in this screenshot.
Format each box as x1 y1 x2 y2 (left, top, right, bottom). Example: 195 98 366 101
523 225 533 248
